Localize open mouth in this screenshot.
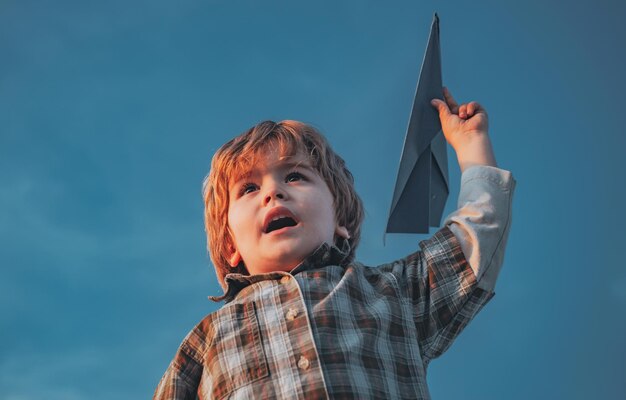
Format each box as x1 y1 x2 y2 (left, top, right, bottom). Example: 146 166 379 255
264 216 298 234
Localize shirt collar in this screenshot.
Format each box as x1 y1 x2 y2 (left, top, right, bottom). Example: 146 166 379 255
210 239 351 304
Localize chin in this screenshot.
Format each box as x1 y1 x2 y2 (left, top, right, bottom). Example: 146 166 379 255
276 254 306 270
274 242 313 259
252 241 324 273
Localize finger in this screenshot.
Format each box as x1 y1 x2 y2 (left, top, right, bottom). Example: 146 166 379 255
466 101 480 117
431 99 452 118
443 87 460 114
459 104 468 119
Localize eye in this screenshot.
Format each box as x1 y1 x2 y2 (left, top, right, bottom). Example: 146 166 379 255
285 171 305 183
239 183 258 196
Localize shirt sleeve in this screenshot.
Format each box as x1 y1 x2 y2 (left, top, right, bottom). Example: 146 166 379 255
403 166 515 363
405 228 492 363
153 328 205 400
444 165 516 292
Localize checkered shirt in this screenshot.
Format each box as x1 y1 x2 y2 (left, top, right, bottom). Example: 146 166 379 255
153 227 494 400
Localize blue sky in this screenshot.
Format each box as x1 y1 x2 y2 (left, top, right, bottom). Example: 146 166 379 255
1 0 625 398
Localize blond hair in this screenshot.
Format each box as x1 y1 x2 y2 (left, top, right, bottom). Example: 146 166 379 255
202 120 364 289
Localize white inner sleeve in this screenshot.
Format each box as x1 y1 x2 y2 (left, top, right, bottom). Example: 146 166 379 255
444 165 516 292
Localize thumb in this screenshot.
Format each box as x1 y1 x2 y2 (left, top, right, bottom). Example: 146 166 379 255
431 98 452 118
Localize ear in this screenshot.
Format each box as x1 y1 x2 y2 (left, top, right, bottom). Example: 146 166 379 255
335 225 350 240
226 236 242 267
226 227 242 267
228 248 242 267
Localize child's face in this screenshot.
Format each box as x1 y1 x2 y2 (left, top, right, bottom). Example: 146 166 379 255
226 150 349 275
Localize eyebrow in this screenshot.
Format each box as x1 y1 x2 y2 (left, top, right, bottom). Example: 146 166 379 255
278 159 314 171
230 159 314 185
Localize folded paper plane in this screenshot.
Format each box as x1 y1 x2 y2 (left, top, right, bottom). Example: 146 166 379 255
386 13 448 234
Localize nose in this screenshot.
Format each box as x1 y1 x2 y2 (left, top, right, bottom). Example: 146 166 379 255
263 186 286 206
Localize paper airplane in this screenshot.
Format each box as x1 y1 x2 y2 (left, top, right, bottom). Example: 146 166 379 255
386 13 449 234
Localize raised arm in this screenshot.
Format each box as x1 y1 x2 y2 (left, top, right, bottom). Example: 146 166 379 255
432 88 515 291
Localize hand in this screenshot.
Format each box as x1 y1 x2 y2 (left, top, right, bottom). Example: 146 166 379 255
431 87 497 171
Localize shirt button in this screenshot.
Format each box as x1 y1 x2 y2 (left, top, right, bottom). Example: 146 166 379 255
280 276 291 285
297 356 310 371
286 308 298 321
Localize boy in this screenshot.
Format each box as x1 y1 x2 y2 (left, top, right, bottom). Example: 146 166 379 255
154 88 515 399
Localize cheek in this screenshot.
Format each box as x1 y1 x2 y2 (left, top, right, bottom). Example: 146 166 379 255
227 200 257 247
312 193 338 238
226 206 244 243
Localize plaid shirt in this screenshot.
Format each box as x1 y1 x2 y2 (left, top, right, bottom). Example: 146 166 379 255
154 166 515 400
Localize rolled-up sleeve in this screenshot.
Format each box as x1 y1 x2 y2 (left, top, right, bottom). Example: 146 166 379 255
444 166 516 292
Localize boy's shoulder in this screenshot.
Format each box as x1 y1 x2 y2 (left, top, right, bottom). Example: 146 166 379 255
173 300 257 362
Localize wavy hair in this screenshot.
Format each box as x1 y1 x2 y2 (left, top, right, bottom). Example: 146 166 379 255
202 120 364 289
